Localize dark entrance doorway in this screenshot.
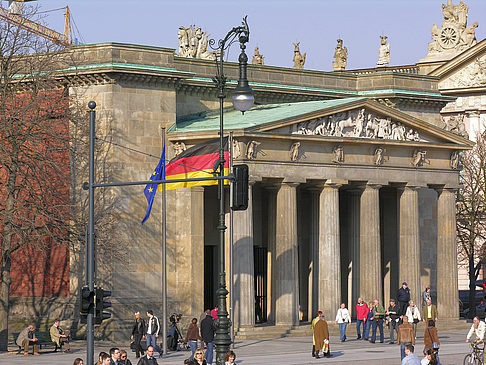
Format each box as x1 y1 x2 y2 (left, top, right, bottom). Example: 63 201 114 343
254 246 267 323
204 245 217 310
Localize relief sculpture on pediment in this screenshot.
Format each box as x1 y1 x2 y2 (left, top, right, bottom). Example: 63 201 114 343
440 56 486 89
291 108 423 142
439 114 469 138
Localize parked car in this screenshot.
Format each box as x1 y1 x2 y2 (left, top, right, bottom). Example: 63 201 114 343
459 289 485 318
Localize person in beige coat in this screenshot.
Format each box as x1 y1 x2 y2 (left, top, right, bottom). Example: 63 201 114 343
313 314 331 359
16 324 39 356
50 319 71 353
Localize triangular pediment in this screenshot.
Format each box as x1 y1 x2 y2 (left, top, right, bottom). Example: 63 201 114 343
429 38 486 90
247 98 472 147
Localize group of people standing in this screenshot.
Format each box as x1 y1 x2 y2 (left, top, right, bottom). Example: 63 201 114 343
311 283 441 364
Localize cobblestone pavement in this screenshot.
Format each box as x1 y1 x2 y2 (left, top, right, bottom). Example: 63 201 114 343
0 330 475 364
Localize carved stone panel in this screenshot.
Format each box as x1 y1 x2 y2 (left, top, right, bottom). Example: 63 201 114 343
177 25 216 60
439 54 486 89
290 108 425 142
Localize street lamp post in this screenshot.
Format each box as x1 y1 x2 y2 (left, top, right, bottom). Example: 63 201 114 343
211 16 254 365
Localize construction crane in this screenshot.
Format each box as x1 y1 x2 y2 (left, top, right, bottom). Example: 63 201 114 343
0 0 73 47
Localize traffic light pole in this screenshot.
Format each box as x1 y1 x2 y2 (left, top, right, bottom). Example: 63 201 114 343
86 101 97 365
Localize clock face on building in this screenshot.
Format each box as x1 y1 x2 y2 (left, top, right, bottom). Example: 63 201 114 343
439 24 460 49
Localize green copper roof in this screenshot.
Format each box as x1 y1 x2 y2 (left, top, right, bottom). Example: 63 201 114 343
169 97 367 133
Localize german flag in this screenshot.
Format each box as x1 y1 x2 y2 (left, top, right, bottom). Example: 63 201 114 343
160 137 229 190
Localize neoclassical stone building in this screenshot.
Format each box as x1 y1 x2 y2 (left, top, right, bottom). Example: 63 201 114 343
10 2 486 340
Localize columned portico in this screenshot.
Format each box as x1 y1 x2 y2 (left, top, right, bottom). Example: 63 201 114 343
398 186 422 305
360 184 382 303
436 187 459 319
318 182 342 319
275 181 300 326
233 182 255 328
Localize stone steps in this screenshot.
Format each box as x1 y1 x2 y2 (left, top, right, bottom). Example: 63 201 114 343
235 319 472 340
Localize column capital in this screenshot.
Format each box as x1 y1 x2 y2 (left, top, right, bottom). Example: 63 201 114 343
429 184 457 195
395 183 422 193
364 183 382 190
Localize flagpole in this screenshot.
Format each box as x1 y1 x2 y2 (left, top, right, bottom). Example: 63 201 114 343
161 127 167 356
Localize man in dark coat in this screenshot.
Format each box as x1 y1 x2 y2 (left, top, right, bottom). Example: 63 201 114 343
131 312 146 358
200 309 216 365
137 346 158 365
397 282 411 317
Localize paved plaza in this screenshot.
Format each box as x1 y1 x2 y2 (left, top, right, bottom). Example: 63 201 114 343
0 329 477 365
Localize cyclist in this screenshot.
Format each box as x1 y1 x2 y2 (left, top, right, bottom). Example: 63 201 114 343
466 316 486 344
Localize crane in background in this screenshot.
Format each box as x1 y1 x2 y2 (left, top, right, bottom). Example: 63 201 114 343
0 0 73 47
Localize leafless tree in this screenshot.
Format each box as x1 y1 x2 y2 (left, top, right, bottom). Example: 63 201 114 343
457 133 486 317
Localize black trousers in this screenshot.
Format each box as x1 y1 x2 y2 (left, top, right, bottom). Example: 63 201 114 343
134 334 144 358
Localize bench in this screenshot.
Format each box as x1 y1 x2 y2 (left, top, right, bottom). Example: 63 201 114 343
12 331 64 354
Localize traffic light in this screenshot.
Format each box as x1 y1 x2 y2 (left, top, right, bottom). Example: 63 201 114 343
80 286 94 320
94 287 112 324
231 164 249 211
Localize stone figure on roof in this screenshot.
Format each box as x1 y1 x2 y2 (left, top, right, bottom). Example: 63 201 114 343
293 42 306 69
252 47 264 65
376 36 390 67
422 1 478 62
177 25 216 60
332 39 348 71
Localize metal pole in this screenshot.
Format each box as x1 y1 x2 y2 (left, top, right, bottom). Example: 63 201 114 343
229 132 235 348
86 100 96 365
161 127 167 356
214 61 231 365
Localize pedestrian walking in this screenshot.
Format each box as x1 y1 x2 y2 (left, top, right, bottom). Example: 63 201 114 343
224 351 236 365
422 299 438 324
120 350 133 365
185 318 203 360
397 282 411 317
211 305 219 319
386 299 400 344
311 310 322 357
335 302 351 342
136 346 158 365
191 348 207 365
145 310 163 358
371 299 386 343
422 287 432 306
313 314 331 359
200 310 216 365
96 352 109 365
424 320 440 355
355 297 368 340
73 359 84 365
401 344 421 365
131 312 146 359
406 300 421 336
421 348 438 365
398 316 415 361
363 300 374 341
110 348 121 365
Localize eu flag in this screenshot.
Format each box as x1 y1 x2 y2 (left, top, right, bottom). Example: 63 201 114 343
141 146 165 224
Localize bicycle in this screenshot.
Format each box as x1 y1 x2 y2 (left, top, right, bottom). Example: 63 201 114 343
464 341 485 365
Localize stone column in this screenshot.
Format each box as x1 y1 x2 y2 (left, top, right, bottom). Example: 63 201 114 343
359 184 382 303
436 188 459 319
467 110 481 142
398 186 422 304
275 182 299 326
233 183 255 328
318 182 342 319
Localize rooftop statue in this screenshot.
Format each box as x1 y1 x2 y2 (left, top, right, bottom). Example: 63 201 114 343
177 25 216 60
376 36 390 67
293 42 306 69
252 47 265 65
422 0 478 62
332 39 348 71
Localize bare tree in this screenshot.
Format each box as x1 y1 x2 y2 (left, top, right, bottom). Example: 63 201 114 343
0 4 99 349
457 133 486 317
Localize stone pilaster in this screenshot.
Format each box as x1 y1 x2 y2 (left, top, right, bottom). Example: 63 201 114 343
359 184 382 303
233 183 255 328
318 182 342 319
398 186 422 305
436 188 459 319
275 182 299 326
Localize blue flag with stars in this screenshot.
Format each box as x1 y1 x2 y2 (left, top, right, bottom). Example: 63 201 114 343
141 146 165 224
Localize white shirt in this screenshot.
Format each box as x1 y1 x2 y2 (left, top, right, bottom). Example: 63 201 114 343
335 308 351 323
467 321 486 341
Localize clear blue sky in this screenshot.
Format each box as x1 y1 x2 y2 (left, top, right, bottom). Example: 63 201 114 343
11 0 486 70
